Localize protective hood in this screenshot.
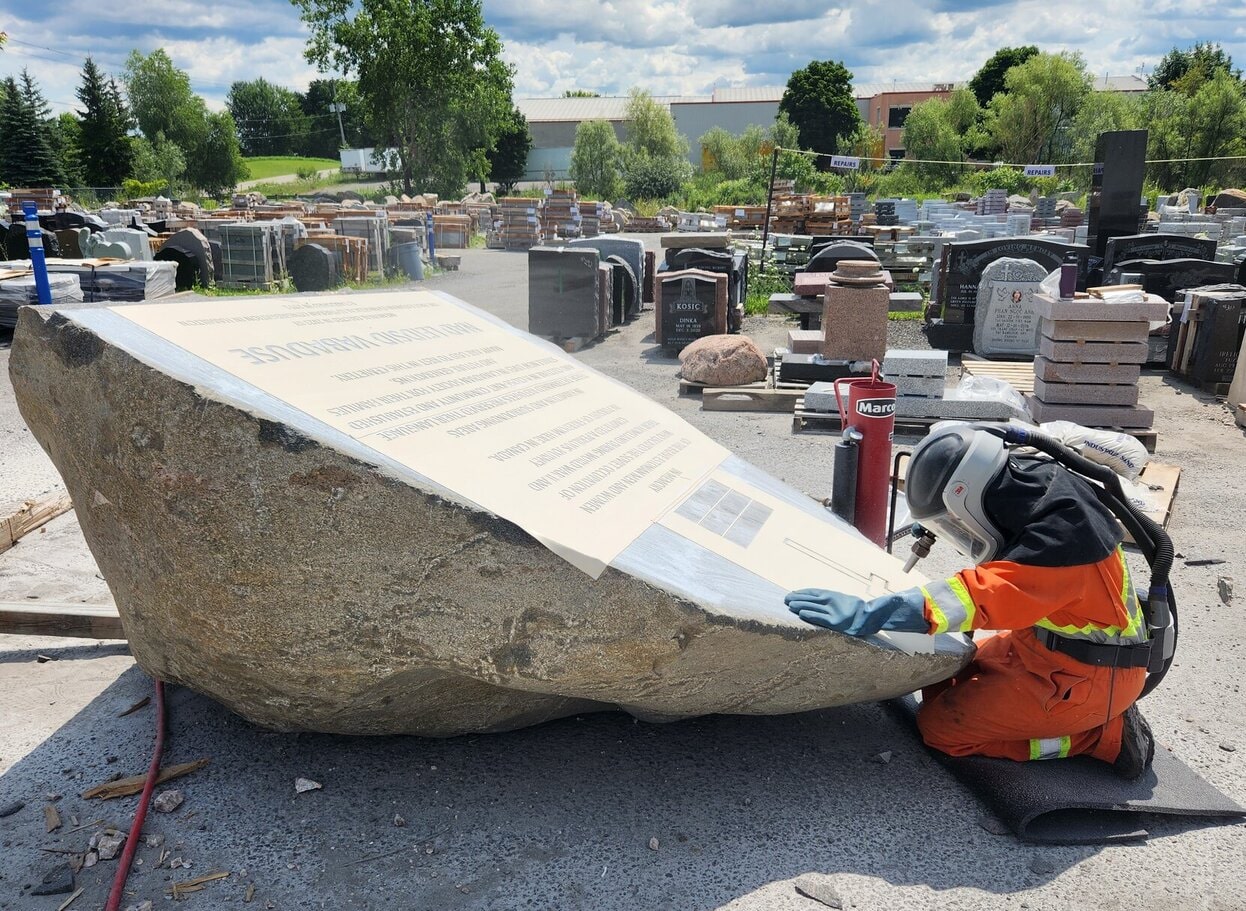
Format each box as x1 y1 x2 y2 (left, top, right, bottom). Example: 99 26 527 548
984 456 1122 567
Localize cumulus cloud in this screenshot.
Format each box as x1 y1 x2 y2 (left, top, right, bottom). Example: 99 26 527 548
1 0 1242 115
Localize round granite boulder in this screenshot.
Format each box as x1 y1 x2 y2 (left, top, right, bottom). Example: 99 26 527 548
679 335 768 387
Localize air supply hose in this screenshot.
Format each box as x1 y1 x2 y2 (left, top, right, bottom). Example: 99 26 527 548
998 425 1178 697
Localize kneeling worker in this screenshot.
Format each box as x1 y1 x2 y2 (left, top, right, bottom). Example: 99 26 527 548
787 424 1157 779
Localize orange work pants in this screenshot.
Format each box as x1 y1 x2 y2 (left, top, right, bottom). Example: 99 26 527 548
916 629 1146 763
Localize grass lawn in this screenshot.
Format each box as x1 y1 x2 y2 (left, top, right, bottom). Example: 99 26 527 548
242 156 341 181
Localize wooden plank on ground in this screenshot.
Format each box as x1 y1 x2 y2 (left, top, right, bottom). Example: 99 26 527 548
701 387 801 413
960 357 1037 395
0 602 124 640
0 494 74 555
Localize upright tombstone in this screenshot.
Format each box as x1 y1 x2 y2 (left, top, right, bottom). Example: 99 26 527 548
643 249 657 305
605 255 639 323
929 237 1086 352
972 258 1049 357
1103 233 1218 273
1126 258 1238 303
1087 130 1148 258
657 269 728 351
528 246 602 340
568 236 645 299
665 247 746 332
803 241 878 275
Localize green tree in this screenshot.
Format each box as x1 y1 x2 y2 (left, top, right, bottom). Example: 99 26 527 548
778 59 861 156
1139 89 1189 191
197 111 250 196
130 134 186 193
900 98 965 185
47 112 84 187
771 111 800 150
227 78 310 156
299 78 372 158
0 71 64 187
485 108 531 193
569 119 621 199
295 0 515 197
1070 90 1140 166
968 45 1039 107
1180 70 1246 186
619 89 691 198
124 49 247 194
123 49 206 154
76 57 134 189
1149 42 1240 94
563 89 599 98
622 89 686 160
987 52 1092 163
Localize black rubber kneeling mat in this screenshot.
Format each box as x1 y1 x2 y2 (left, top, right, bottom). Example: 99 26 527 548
889 698 1245 844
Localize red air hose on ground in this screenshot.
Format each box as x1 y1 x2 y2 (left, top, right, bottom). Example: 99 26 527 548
104 678 166 911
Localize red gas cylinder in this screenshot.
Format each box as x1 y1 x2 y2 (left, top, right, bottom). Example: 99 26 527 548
834 361 896 547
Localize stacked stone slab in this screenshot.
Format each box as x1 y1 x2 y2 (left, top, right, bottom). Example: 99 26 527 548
883 349 948 399
977 189 1008 216
499 197 543 249
543 189 581 240
1024 292 1169 428
579 200 604 237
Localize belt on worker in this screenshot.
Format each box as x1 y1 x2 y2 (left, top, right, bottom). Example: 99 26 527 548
1036 628 1152 669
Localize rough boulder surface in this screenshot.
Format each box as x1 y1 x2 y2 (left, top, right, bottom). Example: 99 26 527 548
1213 188 1246 210
679 334 768 386
11 305 968 736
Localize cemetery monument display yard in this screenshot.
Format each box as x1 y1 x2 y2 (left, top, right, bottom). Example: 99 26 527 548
3 168 1246 907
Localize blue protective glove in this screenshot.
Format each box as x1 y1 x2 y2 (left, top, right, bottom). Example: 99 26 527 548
785 587 929 637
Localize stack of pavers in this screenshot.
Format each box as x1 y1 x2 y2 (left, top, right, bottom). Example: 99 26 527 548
499 197 543 249
771 195 814 234
874 200 898 226
976 189 1008 216
1060 207 1084 229
768 234 813 275
579 200 604 237
543 189 581 241
883 349 948 401
1025 290 1169 430
1033 196 1059 229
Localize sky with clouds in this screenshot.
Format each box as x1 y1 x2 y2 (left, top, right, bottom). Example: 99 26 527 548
2 0 1244 118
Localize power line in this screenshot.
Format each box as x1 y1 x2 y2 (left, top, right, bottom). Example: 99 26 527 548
773 145 1246 170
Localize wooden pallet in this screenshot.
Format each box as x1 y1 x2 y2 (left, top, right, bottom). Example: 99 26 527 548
702 387 802 413
2 494 73 555
679 378 766 397
960 357 1037 395
792 398 950 437
1126 462 1180 544
0 601 124 639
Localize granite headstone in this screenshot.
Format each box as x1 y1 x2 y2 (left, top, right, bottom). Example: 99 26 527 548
972 258 1048 357
658 269 727 351
1103 233 1218 273
1087 130 1148 258
528 246 602 339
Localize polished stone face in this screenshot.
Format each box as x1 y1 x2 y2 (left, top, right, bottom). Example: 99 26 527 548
11 303 971 736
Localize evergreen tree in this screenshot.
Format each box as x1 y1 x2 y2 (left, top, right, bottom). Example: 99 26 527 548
76 57 134 188
0 70 64 187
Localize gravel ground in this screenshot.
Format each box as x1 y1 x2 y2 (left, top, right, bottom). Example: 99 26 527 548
1 239 1244 910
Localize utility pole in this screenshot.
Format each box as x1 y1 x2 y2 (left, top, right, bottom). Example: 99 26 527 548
329 102 347 147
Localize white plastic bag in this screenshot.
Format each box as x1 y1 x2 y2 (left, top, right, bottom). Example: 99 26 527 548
946 374 1028 416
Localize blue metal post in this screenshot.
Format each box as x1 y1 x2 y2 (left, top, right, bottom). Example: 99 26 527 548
23 201 53 305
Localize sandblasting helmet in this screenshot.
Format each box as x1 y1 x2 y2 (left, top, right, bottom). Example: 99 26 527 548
906 425 1010 563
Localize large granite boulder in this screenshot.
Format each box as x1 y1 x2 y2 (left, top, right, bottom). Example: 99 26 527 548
680 334 768 386
11 297 971 736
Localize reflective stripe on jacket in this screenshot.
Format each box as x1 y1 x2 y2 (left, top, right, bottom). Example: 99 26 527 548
919 546 1142 642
